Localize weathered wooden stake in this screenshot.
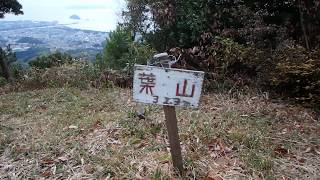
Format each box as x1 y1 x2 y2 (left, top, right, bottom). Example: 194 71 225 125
163 106 184 174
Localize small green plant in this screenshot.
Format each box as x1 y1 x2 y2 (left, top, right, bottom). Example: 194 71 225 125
0 76 7 86
151 169 169 180
127 110 137 118
0 125 13 153
266 176 276 180
245 152 273 172
149 123 162 136
228 131 246 145
119 118 146 140
244 134 262 149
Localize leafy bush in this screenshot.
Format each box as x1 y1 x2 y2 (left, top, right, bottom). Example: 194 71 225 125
10 63 24 80
0 76 7 87
270 41 320 104
23 61 98 89
97 26 156 74
121 42 156 74
28 52 73 69
183 36 320 104
80 62 101 81
171 34 264 92
173 34 263 74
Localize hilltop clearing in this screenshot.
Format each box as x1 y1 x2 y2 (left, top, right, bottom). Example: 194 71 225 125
0 87 319 179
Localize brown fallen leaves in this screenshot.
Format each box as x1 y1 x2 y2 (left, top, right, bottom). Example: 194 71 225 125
204 171 223 180
40 155 69 177
208 138 232 159
274 146 289 157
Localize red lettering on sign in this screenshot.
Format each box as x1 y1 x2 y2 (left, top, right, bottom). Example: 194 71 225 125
139 73 156 95
176 79 195 97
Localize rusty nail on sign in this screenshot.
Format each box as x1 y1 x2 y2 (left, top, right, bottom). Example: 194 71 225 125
133 64 205 175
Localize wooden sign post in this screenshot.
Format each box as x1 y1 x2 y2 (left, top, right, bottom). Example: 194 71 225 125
163 106 184 173
133 65 205 174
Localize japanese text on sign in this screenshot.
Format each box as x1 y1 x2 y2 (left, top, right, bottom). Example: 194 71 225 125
133 65 205 108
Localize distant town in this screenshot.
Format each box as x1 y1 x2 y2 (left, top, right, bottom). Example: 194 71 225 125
0 20 109 63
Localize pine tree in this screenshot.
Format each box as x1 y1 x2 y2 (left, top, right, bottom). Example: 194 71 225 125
0 0 23 81
0 0 23 18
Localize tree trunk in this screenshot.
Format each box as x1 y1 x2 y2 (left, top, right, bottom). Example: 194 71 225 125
0 55 13 82
299 0 310 50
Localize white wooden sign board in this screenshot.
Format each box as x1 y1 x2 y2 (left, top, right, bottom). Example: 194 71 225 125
133 65 205 108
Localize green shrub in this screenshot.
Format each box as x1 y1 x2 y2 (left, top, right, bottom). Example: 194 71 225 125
270 41 320 105
97 26 156 74
81 62 101 81
177 35 264 75
0 77 7 87
23 61 97 89
97 26 132 70
176 35 264 93
10 63 24 80
206 36 262 75
121 42 156 74
29 52 74 69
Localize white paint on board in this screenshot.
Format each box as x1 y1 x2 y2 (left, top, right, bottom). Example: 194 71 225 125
133 65 205 108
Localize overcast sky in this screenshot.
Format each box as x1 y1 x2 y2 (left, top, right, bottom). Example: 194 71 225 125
2 0 126 32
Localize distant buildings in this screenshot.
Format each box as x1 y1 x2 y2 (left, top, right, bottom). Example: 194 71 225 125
0 20 108 62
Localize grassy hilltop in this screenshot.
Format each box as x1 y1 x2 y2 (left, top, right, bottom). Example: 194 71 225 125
1 0 320 178
1 83 319 179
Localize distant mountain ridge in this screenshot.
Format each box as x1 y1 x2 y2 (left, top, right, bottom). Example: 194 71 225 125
0 20 109 62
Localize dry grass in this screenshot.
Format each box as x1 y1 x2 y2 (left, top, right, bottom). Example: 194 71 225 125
0 87 319 179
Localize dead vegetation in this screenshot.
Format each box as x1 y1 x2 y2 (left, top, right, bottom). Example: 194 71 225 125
0 87 319 179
